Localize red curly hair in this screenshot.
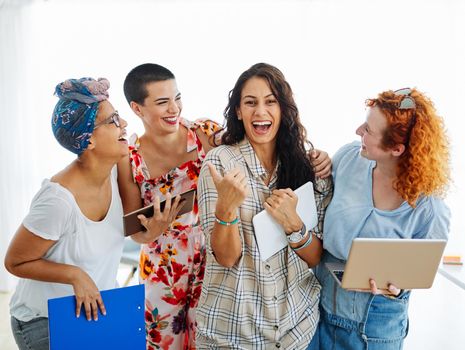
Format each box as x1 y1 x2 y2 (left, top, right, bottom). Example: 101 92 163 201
366 88 450 207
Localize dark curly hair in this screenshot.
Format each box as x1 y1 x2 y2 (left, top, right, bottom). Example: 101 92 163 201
220 63 315 190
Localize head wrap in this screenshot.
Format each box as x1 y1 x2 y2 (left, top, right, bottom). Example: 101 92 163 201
51 77 110 155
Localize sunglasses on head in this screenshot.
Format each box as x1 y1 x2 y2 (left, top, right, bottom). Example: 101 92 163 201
94 111 121 129
394 88 416 110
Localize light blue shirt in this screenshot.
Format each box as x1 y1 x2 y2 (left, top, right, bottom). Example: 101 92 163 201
317 141 451 323
323 141 450 260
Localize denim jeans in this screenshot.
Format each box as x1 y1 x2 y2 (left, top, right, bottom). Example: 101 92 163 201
319 296 409 350
10 316 49 350
316 252 410 349
306 324 320 350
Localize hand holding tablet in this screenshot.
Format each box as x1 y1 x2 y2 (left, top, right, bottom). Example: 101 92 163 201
123 188 196 236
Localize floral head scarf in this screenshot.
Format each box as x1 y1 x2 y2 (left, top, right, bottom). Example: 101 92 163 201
51 77 110 155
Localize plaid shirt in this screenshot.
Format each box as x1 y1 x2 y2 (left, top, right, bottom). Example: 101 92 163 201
197 138 333 349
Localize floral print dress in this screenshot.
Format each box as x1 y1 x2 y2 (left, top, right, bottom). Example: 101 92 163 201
128 118 221 350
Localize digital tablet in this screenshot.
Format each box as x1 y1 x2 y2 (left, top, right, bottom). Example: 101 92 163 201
123 188 196 236
326 238 447 290
252 181 318 261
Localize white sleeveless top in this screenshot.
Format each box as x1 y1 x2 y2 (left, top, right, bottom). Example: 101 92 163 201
10 168 124 322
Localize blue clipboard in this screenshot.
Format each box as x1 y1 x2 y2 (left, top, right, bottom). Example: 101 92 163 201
48 284 145 350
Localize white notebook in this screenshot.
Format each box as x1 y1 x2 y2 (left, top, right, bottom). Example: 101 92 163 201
252 181 318 261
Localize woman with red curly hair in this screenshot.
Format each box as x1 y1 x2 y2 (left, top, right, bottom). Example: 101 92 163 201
312 88 451 349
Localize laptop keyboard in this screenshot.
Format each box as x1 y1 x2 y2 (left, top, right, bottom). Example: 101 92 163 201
333 270 344 282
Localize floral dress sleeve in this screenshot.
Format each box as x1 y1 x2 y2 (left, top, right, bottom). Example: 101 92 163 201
194 119 224 146
128 133 149 185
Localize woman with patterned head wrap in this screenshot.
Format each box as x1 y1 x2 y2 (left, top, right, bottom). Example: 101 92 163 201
5 77 129 350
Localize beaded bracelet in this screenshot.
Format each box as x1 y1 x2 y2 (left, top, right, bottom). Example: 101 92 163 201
215 215 239 226
291 231 313 251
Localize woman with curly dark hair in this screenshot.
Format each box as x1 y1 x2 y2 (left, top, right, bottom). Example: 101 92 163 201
314 88 451 349
196 63 333 349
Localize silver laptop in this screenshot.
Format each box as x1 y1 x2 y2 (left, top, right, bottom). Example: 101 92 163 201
326 238 447 290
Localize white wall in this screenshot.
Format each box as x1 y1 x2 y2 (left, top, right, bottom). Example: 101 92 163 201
1 0 464 291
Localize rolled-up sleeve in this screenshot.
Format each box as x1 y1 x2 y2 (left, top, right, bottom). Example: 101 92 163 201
312 176 333 240
198 149 223 253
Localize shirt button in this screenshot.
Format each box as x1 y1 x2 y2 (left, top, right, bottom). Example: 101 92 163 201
273 296 278 301
276 342 281 348
274 325 279 330
265 264 271 270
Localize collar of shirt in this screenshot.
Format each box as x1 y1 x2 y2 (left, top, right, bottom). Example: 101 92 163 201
238 138 279 185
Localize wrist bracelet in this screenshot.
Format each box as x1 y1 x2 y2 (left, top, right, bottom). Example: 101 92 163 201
215 215 239 226
292 231 313 251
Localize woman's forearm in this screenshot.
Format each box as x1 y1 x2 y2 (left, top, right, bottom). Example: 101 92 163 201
130 230 162 244
210 205 242 267
290 234 323 267
211 223 242 267
6 257 83 286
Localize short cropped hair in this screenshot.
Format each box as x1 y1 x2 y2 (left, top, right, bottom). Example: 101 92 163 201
123 63 175 105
